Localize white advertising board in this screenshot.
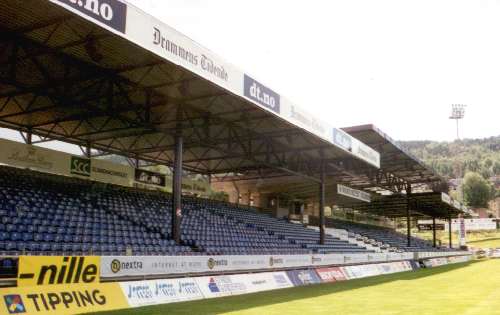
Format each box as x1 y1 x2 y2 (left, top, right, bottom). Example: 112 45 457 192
230 271 293 293
0 138 70 175
195 275 248 298
101 255 315 278
337 184 371 203
102 253 428 278
120 278 203 307
419 219 497 231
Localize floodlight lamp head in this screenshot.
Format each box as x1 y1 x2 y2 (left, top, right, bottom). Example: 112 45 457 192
449 104 466 119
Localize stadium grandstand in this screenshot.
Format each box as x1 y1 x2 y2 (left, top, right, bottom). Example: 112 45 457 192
0 1 474 314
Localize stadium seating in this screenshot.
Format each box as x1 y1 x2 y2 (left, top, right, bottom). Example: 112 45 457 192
327 218 450 252
0 165 371 256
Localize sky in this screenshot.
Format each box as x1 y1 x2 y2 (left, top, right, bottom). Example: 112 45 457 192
1 0 499 154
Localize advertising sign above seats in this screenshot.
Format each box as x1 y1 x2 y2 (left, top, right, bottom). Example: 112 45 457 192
0 138 132 187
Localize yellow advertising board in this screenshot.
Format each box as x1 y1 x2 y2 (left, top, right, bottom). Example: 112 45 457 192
0 283 128 315
17 256 100 287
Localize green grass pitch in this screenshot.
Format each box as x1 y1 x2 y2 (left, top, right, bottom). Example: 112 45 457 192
93 259 500 315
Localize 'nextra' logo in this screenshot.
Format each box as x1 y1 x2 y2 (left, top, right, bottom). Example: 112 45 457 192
243 75 280 113
55 0 127 33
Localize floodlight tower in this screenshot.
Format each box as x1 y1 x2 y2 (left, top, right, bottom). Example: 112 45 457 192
449 104 466 140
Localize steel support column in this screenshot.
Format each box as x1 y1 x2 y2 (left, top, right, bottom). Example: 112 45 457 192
319 162 326 245
432 217 437 247
448 217 453 249
172 134 183 244
406 185 412 247
85 143 91 158
26 131 32 145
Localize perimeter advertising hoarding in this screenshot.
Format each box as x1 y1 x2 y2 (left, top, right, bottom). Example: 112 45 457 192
315 267 347 282
230 272 294 294
101 255 313 278
286 269 322 286
102 254 421 278
195 275 248 298
48 0 381 168
0 282 128 315
120 278 203 307
17 256 100 287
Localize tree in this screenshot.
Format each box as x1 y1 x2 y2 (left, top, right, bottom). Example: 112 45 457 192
493 161 500 176
462 172 492 208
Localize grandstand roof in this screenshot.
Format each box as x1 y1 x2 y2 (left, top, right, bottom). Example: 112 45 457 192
335 192 471 219
0 0 470 223
0 0 380 184
342 124 447 193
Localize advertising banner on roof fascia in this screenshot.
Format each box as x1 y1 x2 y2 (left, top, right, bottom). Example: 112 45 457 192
280 101 332 142
351 137 381 168
332 128 380 168
119 278 203 307
441 193 452 205
52 0 128 33
48 0 380 168
243 75 280 114
286 269 322 286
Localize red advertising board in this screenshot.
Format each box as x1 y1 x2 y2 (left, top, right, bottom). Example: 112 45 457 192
315 267 347 282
